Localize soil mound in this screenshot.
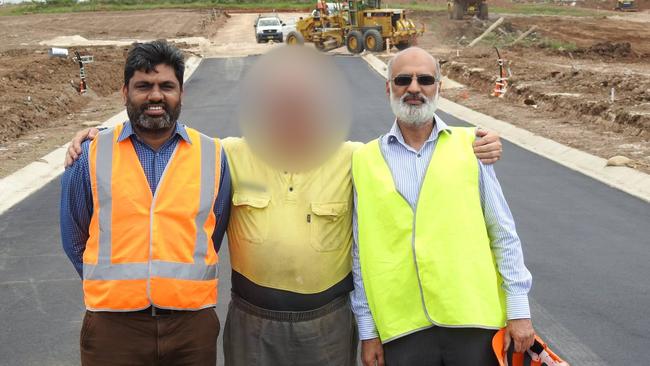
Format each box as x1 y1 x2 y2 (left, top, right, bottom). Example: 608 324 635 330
577 41 634 58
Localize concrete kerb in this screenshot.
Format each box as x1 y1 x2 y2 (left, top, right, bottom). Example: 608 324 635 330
362 53 650 203
0 56 203 215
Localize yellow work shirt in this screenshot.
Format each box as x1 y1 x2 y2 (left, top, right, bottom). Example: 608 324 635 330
222 137 361 294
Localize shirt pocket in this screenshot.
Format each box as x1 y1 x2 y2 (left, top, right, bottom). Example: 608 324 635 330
309 201 350 252
231 192 271 245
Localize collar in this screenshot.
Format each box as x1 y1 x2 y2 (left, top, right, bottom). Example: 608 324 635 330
117 121 191 144
385 114 452 146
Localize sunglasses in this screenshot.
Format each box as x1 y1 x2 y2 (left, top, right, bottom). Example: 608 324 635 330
392 74 439 86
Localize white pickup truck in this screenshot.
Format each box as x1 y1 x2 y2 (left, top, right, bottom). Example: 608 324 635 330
254 15 285 43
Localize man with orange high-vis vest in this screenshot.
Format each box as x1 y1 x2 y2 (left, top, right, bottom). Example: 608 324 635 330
60 41 231 366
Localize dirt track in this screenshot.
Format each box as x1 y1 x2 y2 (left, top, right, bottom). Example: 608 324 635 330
201 13 307 57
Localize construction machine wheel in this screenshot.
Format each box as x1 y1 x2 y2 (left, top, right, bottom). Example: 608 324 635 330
286 31 305 45
478 2 489 20
346 30 365 54
451 1 464 20
363 29 384 52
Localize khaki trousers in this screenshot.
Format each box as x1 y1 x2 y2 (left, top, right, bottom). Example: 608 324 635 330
224 294 358 366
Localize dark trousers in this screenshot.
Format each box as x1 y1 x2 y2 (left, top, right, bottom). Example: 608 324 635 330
383 326 499 366
223 293 358 366
80 307 220 366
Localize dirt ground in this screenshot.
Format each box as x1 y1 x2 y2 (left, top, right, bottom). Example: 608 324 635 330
0 9 229 177
1 6 650 177
0 9 225 52
400 9 650 173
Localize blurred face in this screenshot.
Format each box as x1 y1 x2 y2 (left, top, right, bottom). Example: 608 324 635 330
387 50 440 126
123 64 182 132
257 74 324 157
239 47 350 172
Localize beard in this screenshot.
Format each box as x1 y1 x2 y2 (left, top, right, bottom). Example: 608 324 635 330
390 87 439 126
126 100 181 132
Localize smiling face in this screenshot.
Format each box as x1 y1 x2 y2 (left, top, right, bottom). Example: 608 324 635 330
386 48 441 126
123 63 182 133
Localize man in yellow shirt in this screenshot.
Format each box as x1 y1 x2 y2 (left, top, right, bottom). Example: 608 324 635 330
65 46 503 365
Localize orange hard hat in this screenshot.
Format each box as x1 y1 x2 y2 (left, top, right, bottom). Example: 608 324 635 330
492 328 570 366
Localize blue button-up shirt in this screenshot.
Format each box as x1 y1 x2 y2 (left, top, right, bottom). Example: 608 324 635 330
60 121 231 277
350 116 532 340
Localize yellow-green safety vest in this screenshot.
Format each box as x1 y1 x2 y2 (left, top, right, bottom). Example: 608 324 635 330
352 127 506 343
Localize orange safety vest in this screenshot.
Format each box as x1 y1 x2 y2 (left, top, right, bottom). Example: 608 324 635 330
492 328 570 366
83 123 221 311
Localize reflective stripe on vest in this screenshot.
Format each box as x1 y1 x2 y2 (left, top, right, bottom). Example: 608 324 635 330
83 124 221 311
352 127 506 342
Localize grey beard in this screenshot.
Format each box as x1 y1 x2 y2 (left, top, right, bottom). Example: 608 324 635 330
390 89 438 126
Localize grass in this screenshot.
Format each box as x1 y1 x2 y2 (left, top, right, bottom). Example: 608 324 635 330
0 0 606 17
0 0 313 16
386 1 604 17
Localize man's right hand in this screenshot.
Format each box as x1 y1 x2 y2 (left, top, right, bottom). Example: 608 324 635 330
361 337 385 366
65 128 100 167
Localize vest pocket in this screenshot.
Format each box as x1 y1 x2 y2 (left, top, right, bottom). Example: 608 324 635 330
231 192 271 245
309 201 349 252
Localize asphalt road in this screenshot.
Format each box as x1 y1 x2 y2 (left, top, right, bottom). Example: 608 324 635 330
1 56 648 365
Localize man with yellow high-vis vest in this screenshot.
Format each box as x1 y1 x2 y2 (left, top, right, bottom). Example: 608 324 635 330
351 47 535 366
60 41 231 366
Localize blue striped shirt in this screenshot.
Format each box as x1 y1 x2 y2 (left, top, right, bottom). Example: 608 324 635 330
350 116 532 340
60 121 231 277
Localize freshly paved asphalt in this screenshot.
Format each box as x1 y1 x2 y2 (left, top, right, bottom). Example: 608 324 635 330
0 56 648 365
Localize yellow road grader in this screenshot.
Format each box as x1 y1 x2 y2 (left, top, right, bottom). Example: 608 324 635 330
286 0 424 54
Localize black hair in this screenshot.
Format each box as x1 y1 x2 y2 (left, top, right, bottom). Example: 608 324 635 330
124 40 185 89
